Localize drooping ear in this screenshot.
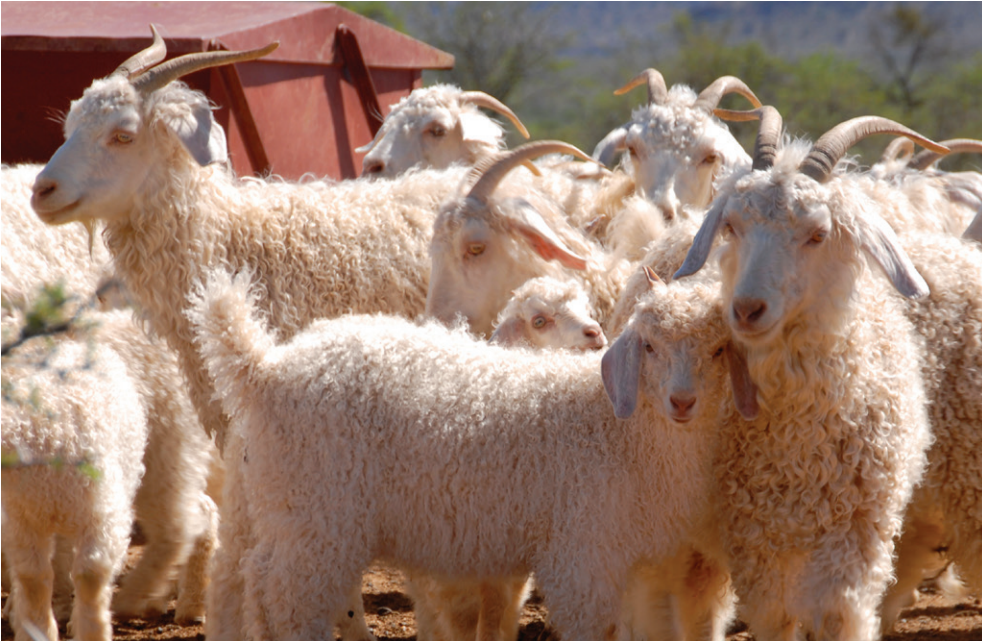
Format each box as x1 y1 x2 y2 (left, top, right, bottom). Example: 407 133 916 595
602 327 645 419
855 211 930 298
164 100 228 166
725 342 759 420
674 196 726 279
489 316 529 346
459 111 503 146
505 198 589 270
592 125 629 168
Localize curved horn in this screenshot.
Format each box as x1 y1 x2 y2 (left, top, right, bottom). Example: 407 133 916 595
592 125 628 168
113 24 167 78
880 137 915 165
132 41 279 96
714 106 783 171
801 116 950 184
460 91 530 139
909 138 982 171
693 76 762 113
467 141 596 203
614 68 668 106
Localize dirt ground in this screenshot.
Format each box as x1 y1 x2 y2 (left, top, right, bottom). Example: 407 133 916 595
3 545 980 641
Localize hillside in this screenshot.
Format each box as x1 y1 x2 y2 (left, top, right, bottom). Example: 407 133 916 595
549 2 982 61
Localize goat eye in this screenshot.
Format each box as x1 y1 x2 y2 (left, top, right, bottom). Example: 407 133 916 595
701 153 719 165
532 315 547 329
807 229 828 246
467 242 486 257
723 222 736 237
713 345 725 358
113 132 134 145
644 342 654 354
429 124 447 138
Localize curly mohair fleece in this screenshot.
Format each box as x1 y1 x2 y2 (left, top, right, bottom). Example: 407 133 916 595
2 331 148 641
188 268 726 640
93 312 219 626
4 161 217 625
880 233 982 631
39 74 471 639
679 139 933 640
428 177 631 336
1 163 113 339
611 271 737 641
42 77 468 453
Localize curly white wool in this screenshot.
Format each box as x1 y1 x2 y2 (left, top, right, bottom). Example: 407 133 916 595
187 267 732 640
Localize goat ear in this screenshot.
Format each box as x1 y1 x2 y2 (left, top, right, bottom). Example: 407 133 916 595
592 126 629 168
855 212 930 298
459 111 502 145
164 101 228 166
725 342 759 420
507 199 588 270
674 197 725 279
602 327 644 419
489 317 529 346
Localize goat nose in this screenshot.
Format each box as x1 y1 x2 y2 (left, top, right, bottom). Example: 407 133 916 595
583 325 601 338
656 198 677 222
33 176 58 203
670 394 696 413
732 297 767 324
363 159 385 175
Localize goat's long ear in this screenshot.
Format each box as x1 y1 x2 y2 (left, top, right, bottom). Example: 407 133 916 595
602 327 644 419
855 212 930 298
592 126 629 168
506 198 588 270
674 196 726 279
489 316 529 346
725 342 759 420
164 100 228 166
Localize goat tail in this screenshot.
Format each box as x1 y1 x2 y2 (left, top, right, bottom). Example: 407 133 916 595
186 266 275 420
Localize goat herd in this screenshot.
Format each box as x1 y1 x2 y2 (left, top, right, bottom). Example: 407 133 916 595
2 26 981 642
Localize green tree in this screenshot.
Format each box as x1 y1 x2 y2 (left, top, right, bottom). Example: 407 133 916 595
869 5 950 115
396 2 569 105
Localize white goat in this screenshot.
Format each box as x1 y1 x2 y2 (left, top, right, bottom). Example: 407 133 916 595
354 84 621 238
877 232 982 633
674 108 938 639
28 30 477 640
605 266 739 641
879 138 982 242
187 266 742 640
4 163 219 627
490 276 606 350
592 70 760 261
426 141 630 339
95 312 219 625
2 326 148 641
357 84 529 177
719 112 981 241
406 275 605 640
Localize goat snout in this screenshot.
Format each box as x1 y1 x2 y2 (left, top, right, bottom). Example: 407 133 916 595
362 158 386 176
732 297 767 326
583 325 607 349
670 394 696 414
32 176 58 204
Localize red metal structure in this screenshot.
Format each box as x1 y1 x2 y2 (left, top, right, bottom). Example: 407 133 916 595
1 2 455 179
